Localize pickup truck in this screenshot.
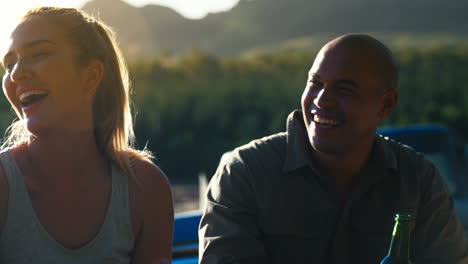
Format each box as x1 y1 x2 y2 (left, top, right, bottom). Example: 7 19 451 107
171 124 468 263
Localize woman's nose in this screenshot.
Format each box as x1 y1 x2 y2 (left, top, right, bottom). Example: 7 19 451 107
10 61 32 83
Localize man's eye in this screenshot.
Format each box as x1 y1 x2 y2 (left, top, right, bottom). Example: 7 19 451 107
339 86 353 93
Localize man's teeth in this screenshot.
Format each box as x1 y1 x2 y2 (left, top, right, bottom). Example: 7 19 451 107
19 90 48 102
314 115 338 125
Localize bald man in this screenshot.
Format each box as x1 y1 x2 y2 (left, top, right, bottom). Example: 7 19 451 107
199 34 467 264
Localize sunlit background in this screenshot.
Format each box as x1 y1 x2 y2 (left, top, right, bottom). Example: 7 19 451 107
0 0 239 52
1 0 467 213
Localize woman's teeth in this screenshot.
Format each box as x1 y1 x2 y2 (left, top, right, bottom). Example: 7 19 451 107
19 90 48 107
19 90 48 102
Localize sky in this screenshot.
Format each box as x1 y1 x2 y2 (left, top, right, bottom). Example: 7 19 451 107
0 0 239 54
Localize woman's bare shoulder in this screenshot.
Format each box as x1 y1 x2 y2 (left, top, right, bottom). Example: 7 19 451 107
127 157 174 260
127 157 173 219
130 158 171 193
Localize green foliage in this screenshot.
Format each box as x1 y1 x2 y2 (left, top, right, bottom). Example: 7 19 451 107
2 48 468 183
386 47 468 132
131 47 468 183
126 47 468 183
130 49 315 182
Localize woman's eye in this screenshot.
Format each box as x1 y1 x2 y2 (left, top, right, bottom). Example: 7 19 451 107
3 62 14 71
32 52 48 59
28 51 50 61
309 80 322 89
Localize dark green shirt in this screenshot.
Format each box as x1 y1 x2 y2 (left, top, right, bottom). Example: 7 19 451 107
199 110 467 264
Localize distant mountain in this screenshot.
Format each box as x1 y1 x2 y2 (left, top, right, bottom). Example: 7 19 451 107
82 0 468 60
82 0 154 57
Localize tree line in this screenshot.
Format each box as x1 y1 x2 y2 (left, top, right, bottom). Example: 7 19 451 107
1 47 468 183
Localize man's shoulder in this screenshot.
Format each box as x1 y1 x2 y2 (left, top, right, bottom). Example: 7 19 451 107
377 135 435 183
378 134 424 162
222 132 287 168
238 132 287 153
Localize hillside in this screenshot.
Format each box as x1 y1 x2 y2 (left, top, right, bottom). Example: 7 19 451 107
82 0 468 60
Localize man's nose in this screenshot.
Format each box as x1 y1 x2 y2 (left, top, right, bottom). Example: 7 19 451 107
313 87 336 108
10 61 32 83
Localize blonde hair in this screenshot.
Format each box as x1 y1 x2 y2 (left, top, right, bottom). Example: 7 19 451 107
2 7 152 175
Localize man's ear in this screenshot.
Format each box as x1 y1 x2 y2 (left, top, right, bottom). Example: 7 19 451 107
84 59 104 94
378 89 398 119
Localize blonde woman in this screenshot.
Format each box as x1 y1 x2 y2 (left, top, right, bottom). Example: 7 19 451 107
0 7 173 263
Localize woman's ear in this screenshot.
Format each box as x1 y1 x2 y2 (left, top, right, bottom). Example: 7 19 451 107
84 59 104 94
378 89 398 119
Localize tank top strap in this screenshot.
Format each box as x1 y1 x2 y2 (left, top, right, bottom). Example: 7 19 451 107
108 164 134 243
0 149 35 224
0 150 20 195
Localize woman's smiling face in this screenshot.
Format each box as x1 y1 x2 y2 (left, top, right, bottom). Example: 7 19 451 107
2 16 98 136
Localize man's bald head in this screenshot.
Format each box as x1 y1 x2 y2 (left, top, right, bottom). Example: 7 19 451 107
319 34 399 94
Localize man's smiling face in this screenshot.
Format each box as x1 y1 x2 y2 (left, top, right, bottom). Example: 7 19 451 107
301 41 393 157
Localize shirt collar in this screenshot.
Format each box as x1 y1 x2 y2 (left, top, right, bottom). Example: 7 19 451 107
283 110 313 173
282 109 398 174
373 134 398 172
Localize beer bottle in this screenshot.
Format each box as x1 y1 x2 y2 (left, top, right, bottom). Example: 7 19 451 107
380 214 413 264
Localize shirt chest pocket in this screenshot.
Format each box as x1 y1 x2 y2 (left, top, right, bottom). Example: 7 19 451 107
258 169 337 239
260 207 335 237
350 177 416 236
348 194 399 261
351 189 400 235
259 203 336 262
258 178 337 241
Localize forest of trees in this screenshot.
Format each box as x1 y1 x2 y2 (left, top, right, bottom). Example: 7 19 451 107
1 47 468 183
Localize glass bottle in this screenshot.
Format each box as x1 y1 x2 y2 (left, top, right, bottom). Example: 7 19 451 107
380 214 413 264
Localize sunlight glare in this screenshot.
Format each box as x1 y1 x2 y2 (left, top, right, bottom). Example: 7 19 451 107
0 1 86 55
0 0 239 57
126 0 239 19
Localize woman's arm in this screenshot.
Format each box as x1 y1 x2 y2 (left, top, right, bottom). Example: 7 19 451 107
129 159 174 264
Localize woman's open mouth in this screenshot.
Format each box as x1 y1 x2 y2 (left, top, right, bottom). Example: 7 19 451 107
19 90 49 108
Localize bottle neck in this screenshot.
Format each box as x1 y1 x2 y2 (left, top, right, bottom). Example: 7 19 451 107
387 220 411 260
